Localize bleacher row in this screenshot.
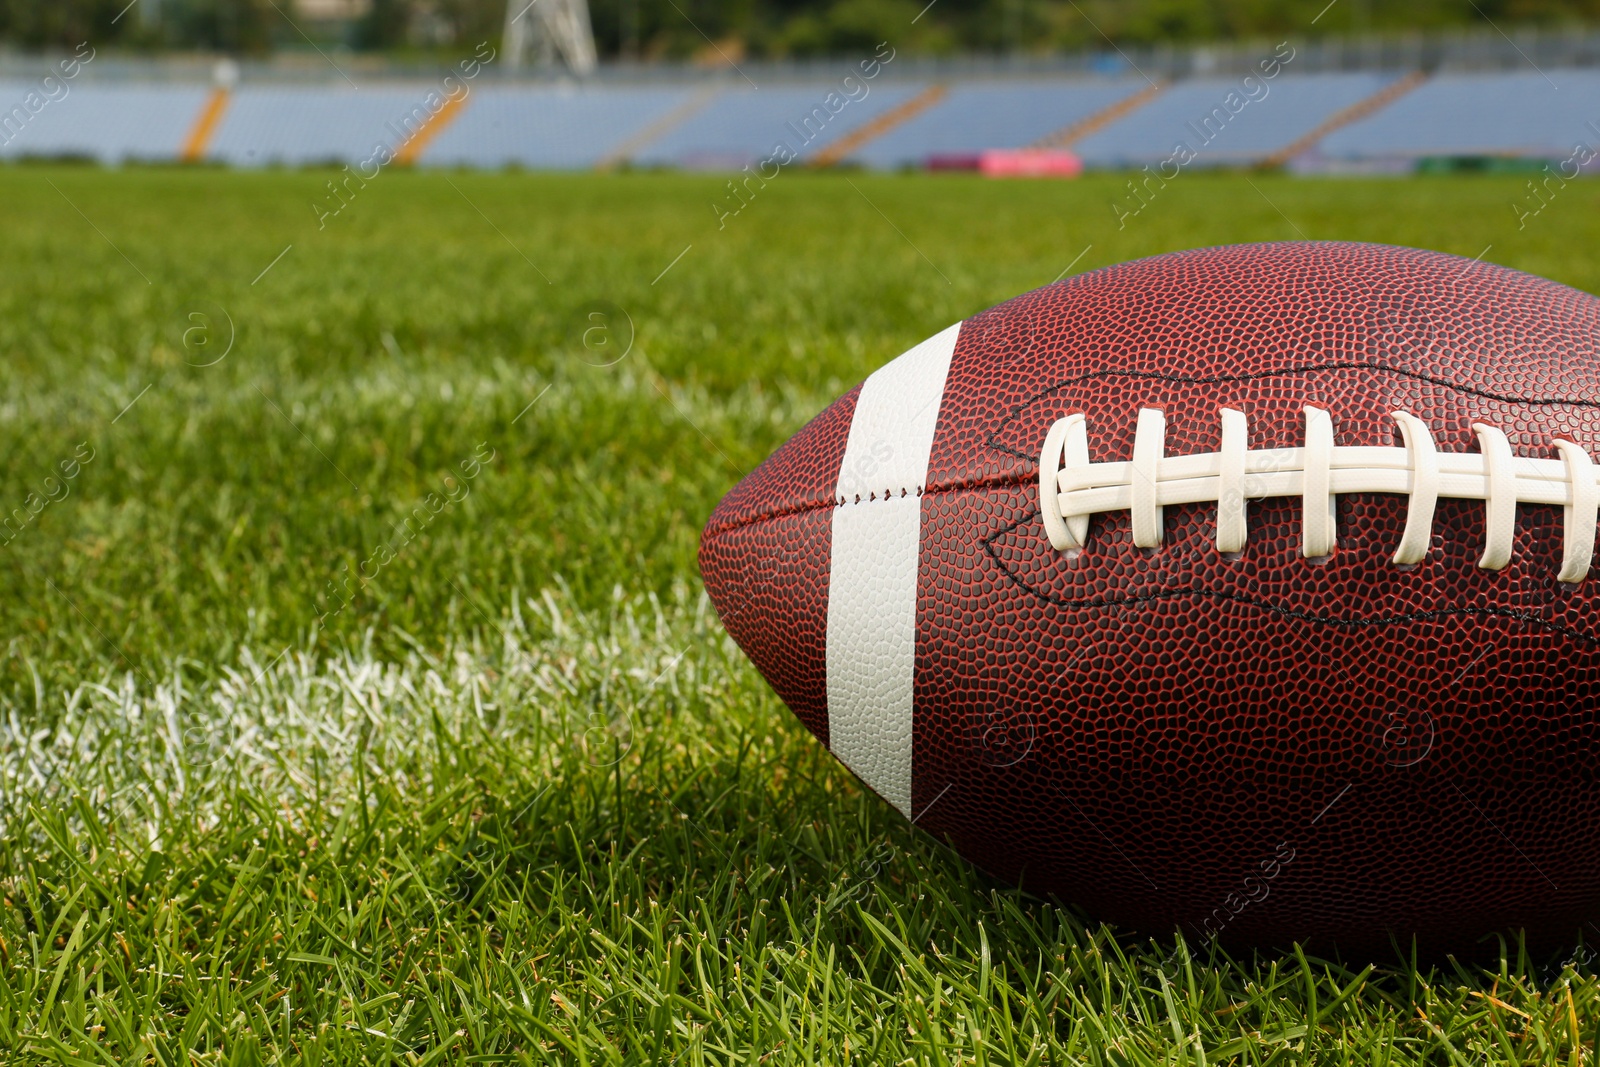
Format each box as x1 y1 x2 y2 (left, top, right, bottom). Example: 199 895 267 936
1 68 1597 171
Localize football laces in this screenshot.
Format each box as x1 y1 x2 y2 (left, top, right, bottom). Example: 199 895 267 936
1039 405 1600 582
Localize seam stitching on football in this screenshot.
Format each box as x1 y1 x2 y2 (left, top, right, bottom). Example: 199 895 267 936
702 475 1021 539
984 359 1600 462
980 514 1600 646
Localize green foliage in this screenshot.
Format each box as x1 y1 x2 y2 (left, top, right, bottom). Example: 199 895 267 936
2 167 1600 1061
3 0 1600 57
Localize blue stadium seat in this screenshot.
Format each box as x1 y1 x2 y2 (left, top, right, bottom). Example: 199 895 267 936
632 83 927 169
2 65 1592 172
1075 72 1397 167
1322 70 1600 160
208 86 445 167
0 83 211 163
849 79 1144 169
424 85 698 169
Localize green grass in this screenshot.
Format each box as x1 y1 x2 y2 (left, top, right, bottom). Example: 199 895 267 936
3 166 1600 1063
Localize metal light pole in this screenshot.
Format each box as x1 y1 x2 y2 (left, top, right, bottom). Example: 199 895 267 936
503 0 598 75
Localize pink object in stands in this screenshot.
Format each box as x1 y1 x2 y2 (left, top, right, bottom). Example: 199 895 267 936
978 149 1083 178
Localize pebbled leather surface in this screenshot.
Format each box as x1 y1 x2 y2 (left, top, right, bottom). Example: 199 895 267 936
700 242 1600 953
701 384 860 745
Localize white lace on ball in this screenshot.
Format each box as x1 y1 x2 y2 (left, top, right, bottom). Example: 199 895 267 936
1038 406 1600 582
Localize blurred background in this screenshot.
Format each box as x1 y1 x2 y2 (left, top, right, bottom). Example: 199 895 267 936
2 0 1599 60
0 0 1595 174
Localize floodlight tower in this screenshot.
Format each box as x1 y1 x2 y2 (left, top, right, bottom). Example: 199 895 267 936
503 0 598 75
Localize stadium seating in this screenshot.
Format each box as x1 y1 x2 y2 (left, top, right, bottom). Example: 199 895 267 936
630 83 929 169
0 83 211 163
1321 69 1600 162
0 62 1596 171
208 86 442 166
845 79 1145 169
1073 72 1397 167
425 85 698 169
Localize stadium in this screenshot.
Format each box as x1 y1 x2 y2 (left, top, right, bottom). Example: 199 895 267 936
4 26 1600 174
5 0 1600 1062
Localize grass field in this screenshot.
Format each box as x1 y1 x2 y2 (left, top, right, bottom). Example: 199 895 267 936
3 166 1600 1064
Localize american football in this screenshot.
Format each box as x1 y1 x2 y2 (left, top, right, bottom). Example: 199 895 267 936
701 240 1600 953
24 2 1600 1054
